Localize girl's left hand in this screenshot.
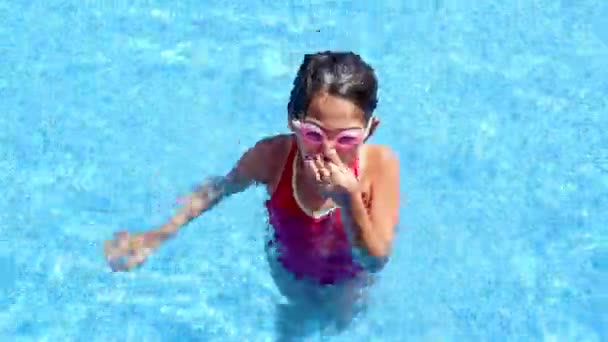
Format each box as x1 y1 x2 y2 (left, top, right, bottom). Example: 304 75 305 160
306 148 360 204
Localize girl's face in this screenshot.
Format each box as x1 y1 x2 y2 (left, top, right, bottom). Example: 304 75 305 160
290 93 377 165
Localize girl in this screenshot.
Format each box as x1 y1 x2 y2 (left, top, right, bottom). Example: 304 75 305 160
104 51 400 334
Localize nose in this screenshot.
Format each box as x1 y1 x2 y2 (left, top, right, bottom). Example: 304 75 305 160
321 140 336 153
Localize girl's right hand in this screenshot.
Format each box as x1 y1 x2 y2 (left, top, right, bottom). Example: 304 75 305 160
104 231 159 271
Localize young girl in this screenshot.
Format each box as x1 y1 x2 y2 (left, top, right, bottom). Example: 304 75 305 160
104 51 400 334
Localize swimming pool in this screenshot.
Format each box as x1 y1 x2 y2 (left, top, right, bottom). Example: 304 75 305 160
2 0 607 340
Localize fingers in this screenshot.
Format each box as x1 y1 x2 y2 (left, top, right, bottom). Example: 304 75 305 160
105 232 151 271
319 169 331 183
304 156 321 182
324 147 343 167
313 154 325 169
125 250 147 269
325 157 340 170
321 148 346 182
313 155 331 183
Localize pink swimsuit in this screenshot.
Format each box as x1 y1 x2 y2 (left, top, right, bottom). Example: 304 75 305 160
265 141 363 285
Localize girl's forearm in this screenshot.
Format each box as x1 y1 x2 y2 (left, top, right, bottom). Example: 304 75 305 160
153 175 240 243
341 191 388 270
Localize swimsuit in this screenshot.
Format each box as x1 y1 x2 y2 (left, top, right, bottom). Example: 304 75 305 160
265 138 363 285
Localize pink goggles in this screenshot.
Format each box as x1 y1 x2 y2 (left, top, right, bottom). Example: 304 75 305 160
291 118 373 150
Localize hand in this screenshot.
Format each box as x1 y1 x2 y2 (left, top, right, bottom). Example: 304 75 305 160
104 231 159 271
304 148 360 205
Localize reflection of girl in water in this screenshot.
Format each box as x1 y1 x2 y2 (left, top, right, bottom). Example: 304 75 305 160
104 51 401 336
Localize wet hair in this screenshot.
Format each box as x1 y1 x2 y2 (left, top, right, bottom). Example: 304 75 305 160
287 51 378 121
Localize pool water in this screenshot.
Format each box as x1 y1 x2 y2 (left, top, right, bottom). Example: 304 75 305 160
2 0 607 341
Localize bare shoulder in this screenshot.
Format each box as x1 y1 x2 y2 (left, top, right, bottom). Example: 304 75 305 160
243 134 292 185
362 144 400 174
253 134 292 154
251 134 292 166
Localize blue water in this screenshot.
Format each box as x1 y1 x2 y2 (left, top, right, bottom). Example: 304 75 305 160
2 0 607 341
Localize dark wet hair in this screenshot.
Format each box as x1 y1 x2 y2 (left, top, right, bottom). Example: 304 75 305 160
287 51 378 121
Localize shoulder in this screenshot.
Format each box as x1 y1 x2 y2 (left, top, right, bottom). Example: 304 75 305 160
362 144 399 174
243 134 293 185
252 134 292 159
254 133 292 149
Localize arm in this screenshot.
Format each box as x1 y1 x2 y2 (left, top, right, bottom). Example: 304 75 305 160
341 147 400 271
145 137 278 248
